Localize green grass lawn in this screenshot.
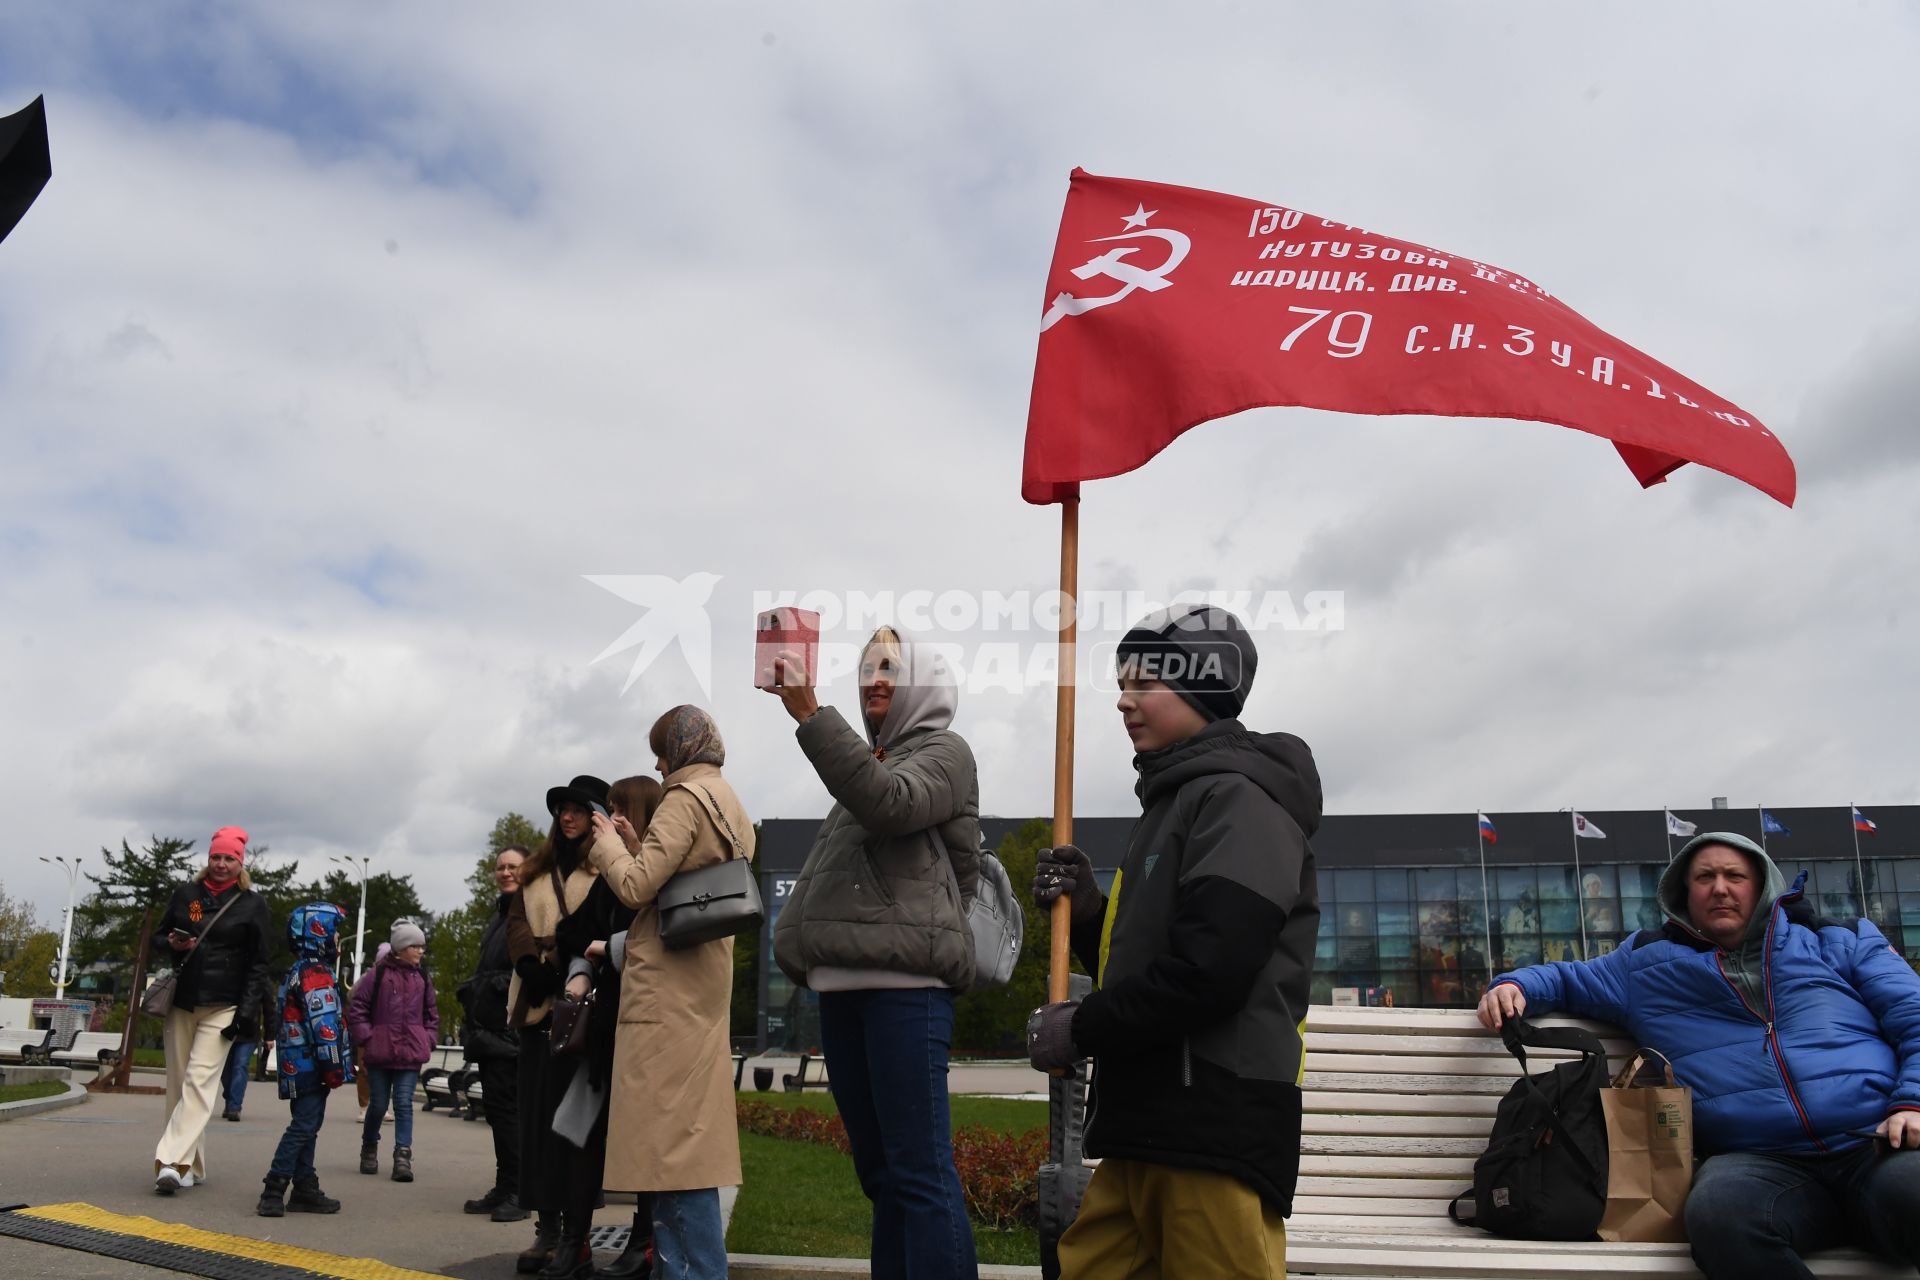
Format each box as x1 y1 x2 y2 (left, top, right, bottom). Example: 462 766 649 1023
0 1080 67 1104
728 1090 1044 1265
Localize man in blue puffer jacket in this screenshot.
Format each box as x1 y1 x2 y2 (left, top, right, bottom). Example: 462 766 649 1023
1478 831 1920 1279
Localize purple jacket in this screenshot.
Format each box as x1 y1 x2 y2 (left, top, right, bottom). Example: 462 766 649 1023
347 957 439 1069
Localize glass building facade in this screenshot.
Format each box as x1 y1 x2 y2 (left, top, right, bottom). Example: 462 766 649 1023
748 804 1917 1048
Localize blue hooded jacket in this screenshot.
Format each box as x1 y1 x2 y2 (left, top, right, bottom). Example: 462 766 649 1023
1493 832 1920 1156
276 903 355 1099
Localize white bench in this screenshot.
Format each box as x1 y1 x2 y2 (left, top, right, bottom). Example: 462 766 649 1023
48 1031 122 1067
781 1054 830 1092
0 1028 51 1063
1281 1005 1904 1277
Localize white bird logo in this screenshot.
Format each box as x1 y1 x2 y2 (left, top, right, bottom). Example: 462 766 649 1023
585 572 723 696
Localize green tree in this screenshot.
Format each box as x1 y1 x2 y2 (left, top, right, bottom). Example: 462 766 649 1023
489 813 546 858
953 819 1062 1056
0 884 59 998
71 836 200 972
423 851 506 1041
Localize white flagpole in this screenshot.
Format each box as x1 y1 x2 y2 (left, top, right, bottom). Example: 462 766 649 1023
1757 803 1768 855
1664 807 1674 864
1851 802 1868 921
1569 810 1589 959
1476 814 1495 989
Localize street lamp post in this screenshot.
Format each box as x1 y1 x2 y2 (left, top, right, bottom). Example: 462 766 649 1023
38 855 81 999
329 855 373 985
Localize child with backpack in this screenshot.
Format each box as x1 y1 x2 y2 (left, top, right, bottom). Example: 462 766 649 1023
347 919 439 1182
1028 605 1322 1279
257 902 354 1217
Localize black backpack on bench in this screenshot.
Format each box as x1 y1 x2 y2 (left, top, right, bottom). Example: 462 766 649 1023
1448 1016 1609 1241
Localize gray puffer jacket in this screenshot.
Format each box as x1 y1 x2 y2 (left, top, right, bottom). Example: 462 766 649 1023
773 637 980 990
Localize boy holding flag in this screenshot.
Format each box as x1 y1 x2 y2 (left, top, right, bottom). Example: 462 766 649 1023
1029 604 1321 1277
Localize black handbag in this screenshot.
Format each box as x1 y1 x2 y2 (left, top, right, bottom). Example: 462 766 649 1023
547 988 593 1058
657 785 762 950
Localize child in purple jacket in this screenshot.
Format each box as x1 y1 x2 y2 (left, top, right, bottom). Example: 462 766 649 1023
347 919 438 1182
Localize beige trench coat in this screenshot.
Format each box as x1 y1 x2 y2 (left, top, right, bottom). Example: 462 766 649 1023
587 761 755 1192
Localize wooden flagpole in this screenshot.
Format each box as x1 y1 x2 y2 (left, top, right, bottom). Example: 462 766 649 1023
1050 497 1080 1005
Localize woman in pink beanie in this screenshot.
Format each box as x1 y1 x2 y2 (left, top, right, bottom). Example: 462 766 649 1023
150 825 272 1194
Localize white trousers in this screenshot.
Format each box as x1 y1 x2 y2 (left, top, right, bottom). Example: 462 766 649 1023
154 1003 235 1177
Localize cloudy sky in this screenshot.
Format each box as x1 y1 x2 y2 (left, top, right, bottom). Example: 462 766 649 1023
3 4 1916 922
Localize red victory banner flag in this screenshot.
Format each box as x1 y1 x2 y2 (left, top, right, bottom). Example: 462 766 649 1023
1022 168 1795 507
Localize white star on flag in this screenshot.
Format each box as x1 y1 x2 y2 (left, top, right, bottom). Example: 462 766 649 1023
1573 812 1607 839
1121 203 1156 229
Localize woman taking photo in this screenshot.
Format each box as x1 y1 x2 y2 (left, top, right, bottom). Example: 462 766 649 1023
460 844 528 1222
587 706 754 1280
151 825 272 1195
505 774 617 1278
769 627 981 1279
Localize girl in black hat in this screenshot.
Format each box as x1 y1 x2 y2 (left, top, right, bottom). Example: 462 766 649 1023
502 775 634 1278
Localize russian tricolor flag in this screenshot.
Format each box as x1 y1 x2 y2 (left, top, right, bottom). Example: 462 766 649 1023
1854 807 1878 835
1478 813 1499 845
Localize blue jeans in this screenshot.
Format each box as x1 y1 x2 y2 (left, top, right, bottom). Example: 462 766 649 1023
268 1088 329 1181
221 1040 254 1112
1686 1142 1920 1279
818 988 976 1280
361 1067 418 1148
653 1188 726 1280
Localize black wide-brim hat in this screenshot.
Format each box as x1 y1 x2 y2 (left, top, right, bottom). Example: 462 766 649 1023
545 774 611 816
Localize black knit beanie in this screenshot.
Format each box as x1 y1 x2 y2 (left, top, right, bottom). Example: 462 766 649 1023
1114 604 1258 722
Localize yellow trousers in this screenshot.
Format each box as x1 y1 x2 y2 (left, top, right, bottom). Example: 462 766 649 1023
1059 1158 1288 1280
154 1003 235 1178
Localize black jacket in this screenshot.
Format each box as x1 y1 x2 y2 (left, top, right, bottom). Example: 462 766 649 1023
460 894 520 1060
153 880 272 1025
1068 719 1322 1212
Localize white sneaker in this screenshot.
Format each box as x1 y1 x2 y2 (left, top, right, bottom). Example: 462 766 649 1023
357 1106 367 1122
180 1172 197 1188
154 1168 183 1195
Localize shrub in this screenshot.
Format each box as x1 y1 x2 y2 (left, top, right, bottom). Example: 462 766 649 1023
736 1099 1045 1230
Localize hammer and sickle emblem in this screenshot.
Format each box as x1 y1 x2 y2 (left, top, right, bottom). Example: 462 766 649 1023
1040 228 1192 332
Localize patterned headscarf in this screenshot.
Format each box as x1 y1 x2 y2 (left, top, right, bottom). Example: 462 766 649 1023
653 704 726 774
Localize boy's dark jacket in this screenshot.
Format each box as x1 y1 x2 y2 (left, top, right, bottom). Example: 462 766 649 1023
1067 718 1322 1212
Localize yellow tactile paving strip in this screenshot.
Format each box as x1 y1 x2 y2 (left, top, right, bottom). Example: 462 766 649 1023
18 1203 446 1279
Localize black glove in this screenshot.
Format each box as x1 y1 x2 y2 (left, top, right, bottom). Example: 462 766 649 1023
515 955 559 1002
1033 844 1101 924
1027 1001 1081 1072
223 1015 258 1043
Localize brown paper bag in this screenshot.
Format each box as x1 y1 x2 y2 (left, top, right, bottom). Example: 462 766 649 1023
1597 1051 1694 1242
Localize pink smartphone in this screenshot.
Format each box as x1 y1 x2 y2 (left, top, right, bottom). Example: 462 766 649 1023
754 608 820 690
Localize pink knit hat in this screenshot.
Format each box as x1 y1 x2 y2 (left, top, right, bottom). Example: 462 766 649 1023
209 826 248 861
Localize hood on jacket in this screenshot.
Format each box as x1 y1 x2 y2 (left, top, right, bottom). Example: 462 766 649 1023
286 902 347 962
1658 830 1788 943
862 625 960 752
1135 718 1322 837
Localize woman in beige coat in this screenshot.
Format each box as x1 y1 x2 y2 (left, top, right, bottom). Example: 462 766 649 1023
587 704 754 1280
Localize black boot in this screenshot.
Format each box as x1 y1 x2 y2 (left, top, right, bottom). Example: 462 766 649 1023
491 1193 531 1223
359 1141 378 1175
464 1185 509 1214
286 1175 341 1214
256 1173 288 1218
516 1218 559 1275
390 1145 413 1183
541 1235 591 1280
598 1208 652 1280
